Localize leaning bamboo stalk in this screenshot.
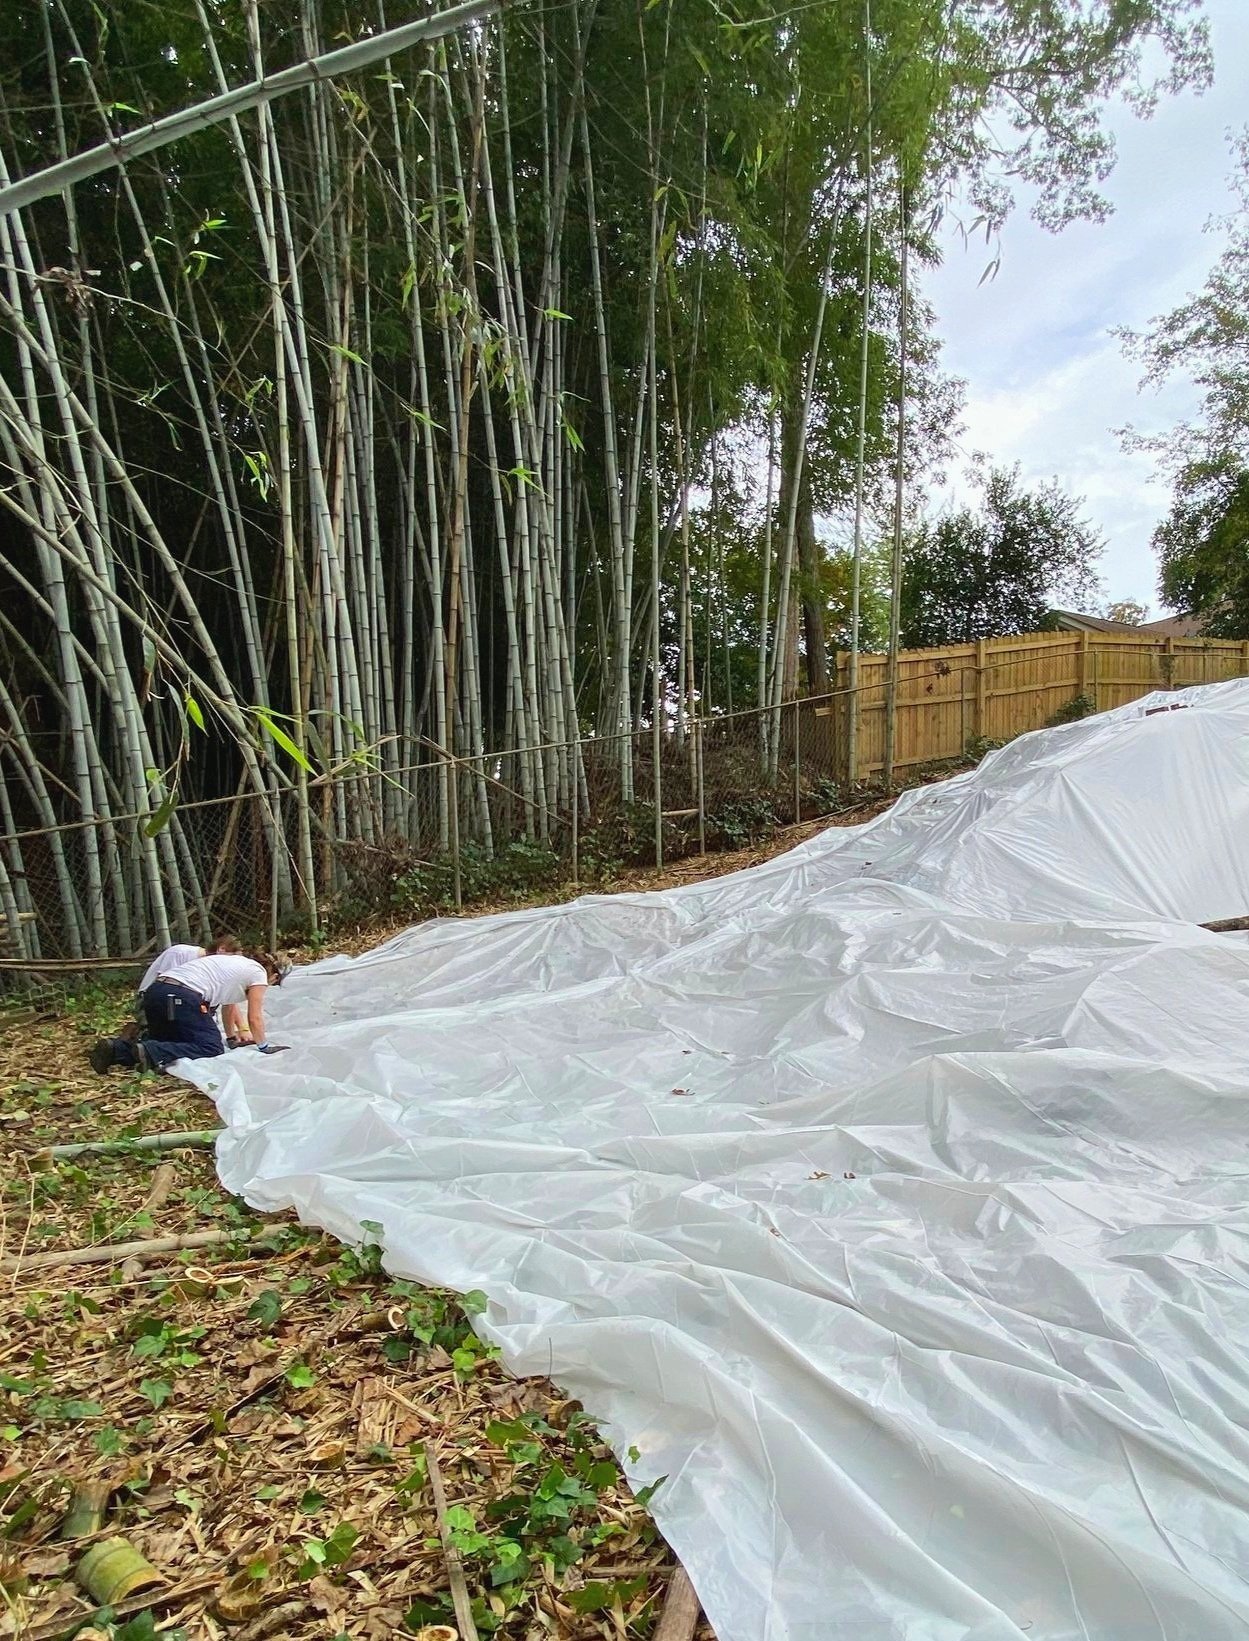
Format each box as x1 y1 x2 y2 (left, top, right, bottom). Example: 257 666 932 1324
424 1440 481 1641
882 181 910 791
846 0 875 787
0 0 502 217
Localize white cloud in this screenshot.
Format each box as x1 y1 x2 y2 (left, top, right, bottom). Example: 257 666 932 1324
926 0 1249 611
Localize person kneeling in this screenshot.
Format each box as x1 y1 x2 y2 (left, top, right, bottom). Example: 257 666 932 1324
90 950 286 1073
119 935 241 1040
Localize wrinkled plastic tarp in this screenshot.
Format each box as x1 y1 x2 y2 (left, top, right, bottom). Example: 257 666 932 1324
191 680 1249 1640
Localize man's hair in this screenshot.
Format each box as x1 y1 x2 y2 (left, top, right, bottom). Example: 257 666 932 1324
205 935 240 955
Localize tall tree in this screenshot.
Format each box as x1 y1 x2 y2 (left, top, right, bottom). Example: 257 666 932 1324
900 467 1104 648
1122 130 1249 637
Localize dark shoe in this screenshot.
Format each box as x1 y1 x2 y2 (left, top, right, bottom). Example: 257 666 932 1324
89 1038 116 1074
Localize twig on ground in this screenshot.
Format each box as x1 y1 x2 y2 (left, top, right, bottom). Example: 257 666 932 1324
425 1438 480 1641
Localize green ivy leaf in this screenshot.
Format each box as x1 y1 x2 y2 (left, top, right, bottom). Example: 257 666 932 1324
248 1290 282 1329
57 1399 105 1421
139 1378 173 1409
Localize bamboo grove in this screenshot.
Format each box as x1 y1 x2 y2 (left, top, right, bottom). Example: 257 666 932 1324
0 0 1210 953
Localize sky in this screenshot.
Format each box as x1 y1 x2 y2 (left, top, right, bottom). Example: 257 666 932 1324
927 0 1249 615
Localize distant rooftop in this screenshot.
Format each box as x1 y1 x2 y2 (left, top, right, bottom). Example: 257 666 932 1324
1049 609 1210 639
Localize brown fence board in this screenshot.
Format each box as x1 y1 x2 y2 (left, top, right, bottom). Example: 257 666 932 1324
835 631 1249 778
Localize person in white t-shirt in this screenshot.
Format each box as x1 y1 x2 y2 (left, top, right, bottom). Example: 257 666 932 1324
123 936 240 1037
91 950 287 1074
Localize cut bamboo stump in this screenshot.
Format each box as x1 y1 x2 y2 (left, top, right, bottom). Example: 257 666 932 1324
142 1162 177 1215
654 1566 702 1641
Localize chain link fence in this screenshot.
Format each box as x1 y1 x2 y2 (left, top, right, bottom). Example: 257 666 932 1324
0 697 850 998
7 630 1243 1000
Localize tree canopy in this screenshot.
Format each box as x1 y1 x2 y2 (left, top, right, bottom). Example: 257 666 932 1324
900 467 1104 648
1123 130 1249 638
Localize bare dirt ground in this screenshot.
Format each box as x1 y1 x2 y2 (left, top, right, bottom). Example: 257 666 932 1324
0 809 880 1641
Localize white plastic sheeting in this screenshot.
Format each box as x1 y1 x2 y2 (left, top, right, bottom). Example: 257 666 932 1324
191 679 1249 1640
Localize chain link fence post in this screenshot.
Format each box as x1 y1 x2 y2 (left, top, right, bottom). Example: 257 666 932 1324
696 716 706 856
449 755 462 912
653 724 664 872
570 739 580 887
793 698 802 824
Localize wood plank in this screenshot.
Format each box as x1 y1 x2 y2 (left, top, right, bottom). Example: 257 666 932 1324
654 1566 702 1641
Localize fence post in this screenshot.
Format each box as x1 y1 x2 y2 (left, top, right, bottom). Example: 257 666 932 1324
449 755 462 912
844 680 856 788
793 698 802 824
1079 630 1091 700
653 723 664 872
570 745 580 886
1242 640 1249 679
696 717 706 856
975 639 988 739
1164 634 1176 690
268 791 280 953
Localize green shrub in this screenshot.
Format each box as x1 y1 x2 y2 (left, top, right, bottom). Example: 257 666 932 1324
1048 692 1096 726
578 801 676 878
391 840 561 914
805 775 842 815
703 793 782 850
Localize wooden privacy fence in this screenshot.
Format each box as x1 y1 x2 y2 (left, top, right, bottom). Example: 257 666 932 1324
816 630 1249 781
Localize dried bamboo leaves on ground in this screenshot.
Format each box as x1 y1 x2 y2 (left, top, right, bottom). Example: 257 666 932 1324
0 1091 691 1640
4 834 868 1640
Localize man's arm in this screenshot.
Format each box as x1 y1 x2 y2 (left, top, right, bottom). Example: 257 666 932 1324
223 1002 251 1042
246 984 268 1044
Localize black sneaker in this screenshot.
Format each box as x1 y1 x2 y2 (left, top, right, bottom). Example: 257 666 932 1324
89 1038 115 1075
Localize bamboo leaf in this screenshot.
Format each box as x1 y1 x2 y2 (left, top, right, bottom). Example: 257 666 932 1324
143 793 177 838
254 709 314 774
183 696 205 733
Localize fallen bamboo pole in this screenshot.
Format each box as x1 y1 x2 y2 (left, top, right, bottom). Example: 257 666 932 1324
0 0 500 217
42 1129 218 1162
2 1226 255 1277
